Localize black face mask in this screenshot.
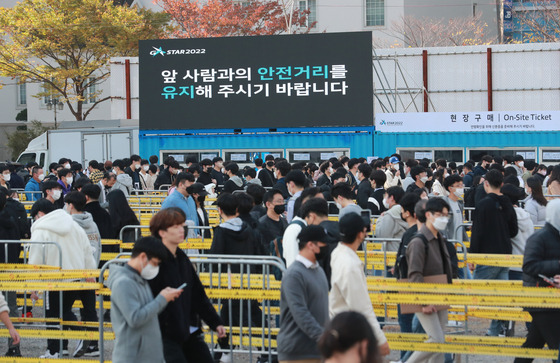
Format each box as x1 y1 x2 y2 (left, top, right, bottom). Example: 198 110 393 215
315 245 328 261
273 204 285 215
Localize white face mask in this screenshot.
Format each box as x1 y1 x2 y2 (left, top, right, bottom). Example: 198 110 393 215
382 197 390 209
519 161 525 168
143 165 149 172
420 176 429 184
433 216 449 232
66 176 73 185
356 172 361 180
454 188 464 198
38 173 45 181
539 170 547 176
328 167 334 174
64 163 70 169
141 261 159 280
52 189 62 201
63 204 70 214
2 173 10 182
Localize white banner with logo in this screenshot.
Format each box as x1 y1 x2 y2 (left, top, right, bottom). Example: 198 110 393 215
375 111 560 133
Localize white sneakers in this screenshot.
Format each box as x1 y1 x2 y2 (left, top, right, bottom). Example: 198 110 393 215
40 350 60 358
220 352 232 363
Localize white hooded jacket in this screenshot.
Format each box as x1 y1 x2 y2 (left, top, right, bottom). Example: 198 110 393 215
28 209 97 270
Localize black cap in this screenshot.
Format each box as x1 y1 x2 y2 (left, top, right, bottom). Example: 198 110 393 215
298 225 327 244
187 182 208 196
339 213 368 237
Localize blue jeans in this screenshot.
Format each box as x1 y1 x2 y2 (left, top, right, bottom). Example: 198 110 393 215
398 305 414 359
474 265 509 336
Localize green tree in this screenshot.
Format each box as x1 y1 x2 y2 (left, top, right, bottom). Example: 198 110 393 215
6 121 50 160
0 0 170 121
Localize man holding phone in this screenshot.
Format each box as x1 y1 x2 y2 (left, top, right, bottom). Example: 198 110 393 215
108 237 183 363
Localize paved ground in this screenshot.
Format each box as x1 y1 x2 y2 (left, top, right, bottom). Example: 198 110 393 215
1 307 554 362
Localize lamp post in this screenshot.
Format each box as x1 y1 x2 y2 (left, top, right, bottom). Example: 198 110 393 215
46 98 63 129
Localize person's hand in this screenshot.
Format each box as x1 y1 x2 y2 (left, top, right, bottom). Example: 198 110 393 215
467 263 475 272
30 292 39 302
421 305 437 314
8 328 20 345
379 341 390 356
216 325 226 338
395 170 401 177
159 287 183 302
211 179 217 185
85 278 96 283
390 267 395 275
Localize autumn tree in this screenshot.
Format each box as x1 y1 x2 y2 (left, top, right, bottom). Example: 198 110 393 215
513 0 560 43
384 14 496 48
156 0 314 38
0 0 170 121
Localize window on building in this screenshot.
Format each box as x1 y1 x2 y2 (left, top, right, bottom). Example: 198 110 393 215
365 0 384 27
83 79 97 104
17 79 26 106
298 0 316 27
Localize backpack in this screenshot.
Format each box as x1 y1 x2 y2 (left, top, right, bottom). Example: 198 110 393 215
394 232 459 280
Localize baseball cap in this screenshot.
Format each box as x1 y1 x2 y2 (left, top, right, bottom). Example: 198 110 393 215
298 225 327 244
187 182 209 196
389 156 399 164
339 213 368 238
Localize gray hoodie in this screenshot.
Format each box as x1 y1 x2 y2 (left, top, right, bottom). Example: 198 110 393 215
511 206 534 272
112 173 132 196
374 204 408 251
229 175 244 187
107 264 168 363
72 212 101 265
546 199 560 232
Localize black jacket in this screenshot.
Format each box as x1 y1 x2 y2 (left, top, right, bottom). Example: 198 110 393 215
196 207 212 239
356 181 372 209
0 209 20 263
210 219 260 272
367 188 386 216
258 168 275 188
463 172 474 188
149 247 223 343
473 165 487 177
257 214 288 255
211 169 225 188
273 178 289 199
4 198 30 239
84 201 114 239
316 174 331 190
522 223 560 311
197 171 213 186
124 167 141 190
470 193 518 254
154 169 174 190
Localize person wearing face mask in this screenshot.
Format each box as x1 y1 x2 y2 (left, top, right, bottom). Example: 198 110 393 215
107 236 183 363
196 159 214 186
317 161 333 190
473 155 492 177
385 156 402 189
347 158 361 188
319 311 382 363
124 155 142 191
149 208 226 363
223 162 245 193
512 155 525 177
283 198 329 268
406 166 429 194
24 166 45 202
211 157 225 191
431 169 448 197
332 182 362 220
57 168 74 196
356 163 373 209
154 160 180 191
470 169 518 337
367 170 388 216
277 225 330 363
138 159 151 190
400 159 418 192
28 199 97 359
161 173 198 229
285 170 306 223
258 189 289 255
259 157 276 188
441 174 468 245
110 160 133 197
39 181 64 211
0 165 11 189
374 186 407 255
330 213 390 359
273 161 292 200
405 198 453 363
523 176 547 226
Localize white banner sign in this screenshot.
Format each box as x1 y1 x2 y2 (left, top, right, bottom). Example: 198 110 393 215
375 111 560 133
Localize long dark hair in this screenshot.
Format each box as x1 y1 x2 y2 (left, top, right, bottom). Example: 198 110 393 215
318 311 381 363
548 165 560 187
107 189 139 236
527 176 547 207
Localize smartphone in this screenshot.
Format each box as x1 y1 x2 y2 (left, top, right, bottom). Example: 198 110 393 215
177 283 187 290
360 210 372 233
538 274 557 286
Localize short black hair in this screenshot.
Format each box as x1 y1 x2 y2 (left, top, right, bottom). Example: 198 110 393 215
74 176 92 190
369 169 387 187
81 184 101 200
88 160 99 169
275 161 291 178
513 154 524 162
30 198 56 218
525 160 536 170
263 189 284 205
217 193 237 216
410 166 426 181
64 191 86 212
300 198 329 218
443 174 463 192
212 156 223 164
340 156 350 165
200 158 212 166
331 172 346 182
285 170 306 188
463 162 473 171
357 163 372 179
415 199 428 223
503 174 520 187
175 172 195 185
149 155 159 164
331 182 354 200
386 186 405 203
112 159 125 170
41 180 62 196
254 158 263 167
246 184 266 205
49 162 60 172
71 163 83 172
141 159 149 166
188 163 201 175
244 168 257 179
503 155 513 164
448 161 457 170
149 164 158 174
131 236 168 260
406 159 418 168
493 155 503 165
485 169 503 189
235 193 254 215
425 197 450 214
225 162 239 174
482 155 493 163
58 168 72 179
185 155 198 165
399 192 420 216
348 158 360 169
490 163 505 174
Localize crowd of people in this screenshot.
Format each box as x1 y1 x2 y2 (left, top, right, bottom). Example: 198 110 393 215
0 152 559 362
